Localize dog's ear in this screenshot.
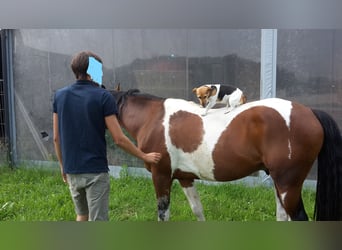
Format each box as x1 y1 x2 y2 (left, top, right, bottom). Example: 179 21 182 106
114 83 121 91
240 94 247 104
209 85 217 96
192 87 197 93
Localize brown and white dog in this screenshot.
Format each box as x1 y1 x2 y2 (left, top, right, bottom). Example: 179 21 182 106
192 84 247 116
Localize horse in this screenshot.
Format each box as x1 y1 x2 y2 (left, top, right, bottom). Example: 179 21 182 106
110 88 342 221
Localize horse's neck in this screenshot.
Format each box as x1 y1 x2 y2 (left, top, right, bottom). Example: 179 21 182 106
121 97 162 139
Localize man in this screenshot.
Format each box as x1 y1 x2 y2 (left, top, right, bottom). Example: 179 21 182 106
53 51 161 221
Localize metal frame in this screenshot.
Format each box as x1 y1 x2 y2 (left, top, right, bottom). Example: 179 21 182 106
260 29 277 99
1 29 16 166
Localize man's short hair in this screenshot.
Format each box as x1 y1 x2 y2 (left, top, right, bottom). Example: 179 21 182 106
70 51 102 80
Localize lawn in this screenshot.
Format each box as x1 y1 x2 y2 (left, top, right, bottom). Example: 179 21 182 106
0 165 316 221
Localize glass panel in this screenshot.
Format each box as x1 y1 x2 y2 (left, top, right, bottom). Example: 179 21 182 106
188 29 261 102
12 29 115 161
277 29 342 179
277 30 342 122
114 29 188 98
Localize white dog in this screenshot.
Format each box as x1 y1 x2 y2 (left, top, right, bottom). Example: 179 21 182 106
192 84 247 116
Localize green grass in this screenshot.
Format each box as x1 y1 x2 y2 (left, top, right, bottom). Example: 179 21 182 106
0 165 316 221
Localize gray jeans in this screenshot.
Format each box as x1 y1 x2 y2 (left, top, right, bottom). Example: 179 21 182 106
66 172 110 221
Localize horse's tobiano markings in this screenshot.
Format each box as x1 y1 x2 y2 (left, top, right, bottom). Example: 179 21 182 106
111 88 342 221
168 111 204 153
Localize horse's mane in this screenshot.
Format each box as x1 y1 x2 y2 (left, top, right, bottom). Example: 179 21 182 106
127 89 165 100
114 89 165 119
118 89 165 103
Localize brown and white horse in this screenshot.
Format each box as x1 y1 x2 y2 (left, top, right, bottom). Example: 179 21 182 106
111 88 342 221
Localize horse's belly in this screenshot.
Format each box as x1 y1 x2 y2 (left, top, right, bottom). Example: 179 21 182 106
168 143 216 181
212 162 260 181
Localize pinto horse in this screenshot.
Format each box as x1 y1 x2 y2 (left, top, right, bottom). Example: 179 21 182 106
110 88 342 221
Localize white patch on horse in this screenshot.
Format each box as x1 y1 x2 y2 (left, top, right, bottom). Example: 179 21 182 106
281 192 287 203
163 99 219 180
158 208 170 221
162 98 293 181
255 98 292 129
275 190 290 221
288 139 292 160
182 186 205 221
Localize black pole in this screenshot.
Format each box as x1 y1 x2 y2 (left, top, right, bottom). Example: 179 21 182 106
1 29 16 167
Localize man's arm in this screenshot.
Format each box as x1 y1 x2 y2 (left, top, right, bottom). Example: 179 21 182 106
53 113 67 183
105 114 161 164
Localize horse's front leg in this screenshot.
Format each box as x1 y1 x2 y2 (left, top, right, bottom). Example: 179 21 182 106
179 179 205 221
151 171 172 221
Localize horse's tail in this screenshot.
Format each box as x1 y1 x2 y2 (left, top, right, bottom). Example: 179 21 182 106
312 109 342 220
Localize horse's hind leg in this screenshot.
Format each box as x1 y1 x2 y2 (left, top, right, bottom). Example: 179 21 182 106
179 179 205 221
274 184 308 221
274 189 289 221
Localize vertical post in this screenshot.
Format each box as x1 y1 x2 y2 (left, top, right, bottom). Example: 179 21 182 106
185 30 189 100
2 29 17 166
260 29 277 99
259 29 277 182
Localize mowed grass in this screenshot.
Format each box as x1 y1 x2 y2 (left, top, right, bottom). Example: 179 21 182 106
0 165 316 221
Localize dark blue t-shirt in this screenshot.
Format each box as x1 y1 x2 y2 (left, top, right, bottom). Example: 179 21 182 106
53 80 118 174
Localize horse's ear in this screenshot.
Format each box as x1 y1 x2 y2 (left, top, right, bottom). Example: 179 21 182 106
114 83 121 91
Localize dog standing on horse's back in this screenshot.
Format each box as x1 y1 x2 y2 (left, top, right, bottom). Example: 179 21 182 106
192 84 247 116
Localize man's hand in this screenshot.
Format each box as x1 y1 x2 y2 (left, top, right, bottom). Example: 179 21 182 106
143 152 162 164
